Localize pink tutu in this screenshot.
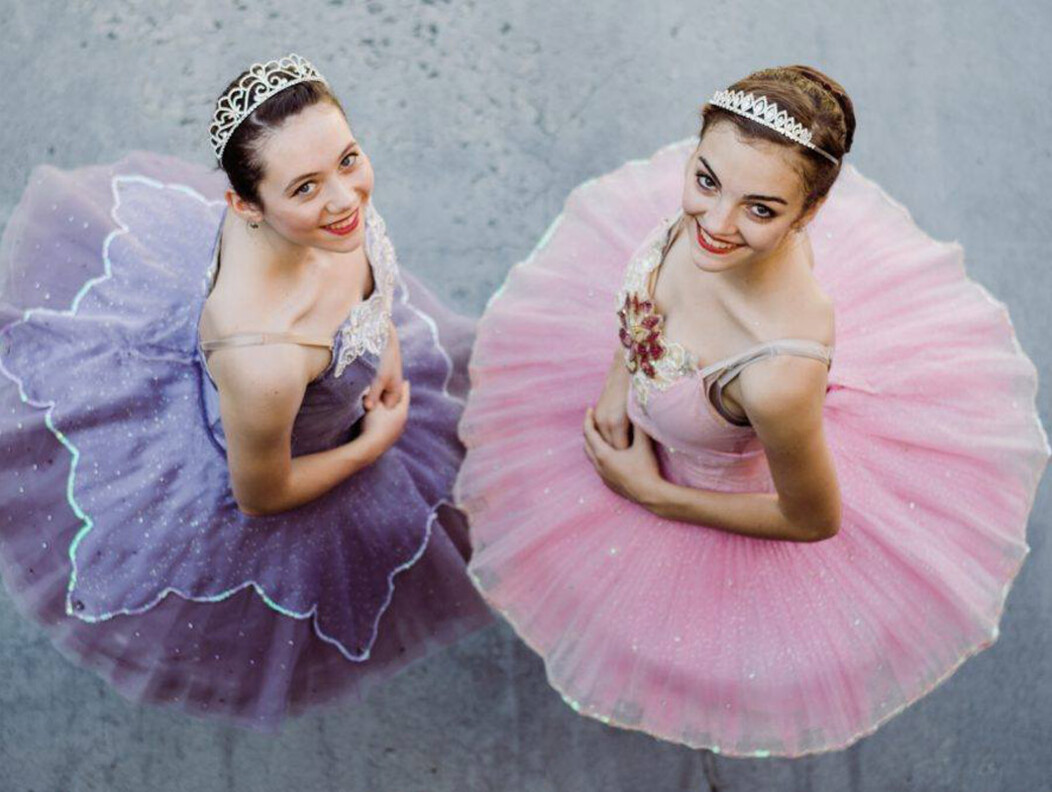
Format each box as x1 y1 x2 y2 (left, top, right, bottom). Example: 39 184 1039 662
455 140 1049 756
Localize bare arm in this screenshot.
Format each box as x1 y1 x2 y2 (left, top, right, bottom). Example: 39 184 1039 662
210 344 410 516
363 319 404 410
584 357 840 542
593 348 633 449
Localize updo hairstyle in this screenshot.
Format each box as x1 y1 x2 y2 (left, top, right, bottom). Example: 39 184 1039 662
701 65 856 212
216 77 345 206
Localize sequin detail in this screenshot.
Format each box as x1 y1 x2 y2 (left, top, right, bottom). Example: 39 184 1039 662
0 152 491 728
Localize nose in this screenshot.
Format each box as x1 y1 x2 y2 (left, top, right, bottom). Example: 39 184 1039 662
700 199 737 239
324 178 357 215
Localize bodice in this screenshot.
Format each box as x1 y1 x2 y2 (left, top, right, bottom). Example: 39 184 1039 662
617 215 832 492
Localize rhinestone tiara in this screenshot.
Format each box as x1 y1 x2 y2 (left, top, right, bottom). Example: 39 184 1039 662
708 89 839 165
210 53 329 162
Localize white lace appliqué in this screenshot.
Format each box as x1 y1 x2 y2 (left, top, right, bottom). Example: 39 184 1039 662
333 204 398 378
616 216 696 408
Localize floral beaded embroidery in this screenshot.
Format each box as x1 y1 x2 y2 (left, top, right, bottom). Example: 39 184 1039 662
616 214 696 407
334 203 397 378
618 293 666 378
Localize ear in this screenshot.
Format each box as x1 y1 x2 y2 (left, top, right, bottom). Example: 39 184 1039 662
225 188 263 226
792 195 827 231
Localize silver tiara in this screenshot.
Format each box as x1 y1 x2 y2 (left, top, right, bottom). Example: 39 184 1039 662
210 53 328 162
708 89 839 165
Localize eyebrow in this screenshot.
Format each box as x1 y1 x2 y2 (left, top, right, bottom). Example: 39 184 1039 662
284 142 358 193
698 155 789 206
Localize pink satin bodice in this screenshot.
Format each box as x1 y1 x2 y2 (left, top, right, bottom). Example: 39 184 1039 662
618 216 832 493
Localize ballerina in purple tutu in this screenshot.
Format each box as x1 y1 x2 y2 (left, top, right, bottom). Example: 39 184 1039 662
0 53 489 729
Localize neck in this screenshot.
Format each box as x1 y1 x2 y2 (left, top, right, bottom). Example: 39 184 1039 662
246 218 320 274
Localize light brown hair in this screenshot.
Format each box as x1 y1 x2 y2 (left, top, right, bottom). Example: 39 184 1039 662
701 66 856 212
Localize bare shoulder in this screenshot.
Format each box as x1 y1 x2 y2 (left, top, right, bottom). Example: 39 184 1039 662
199 218 274 337
792 234 836 345
778 272 835 348
208 345 310 437
199 275 269 341
739 355 828 421
801 284 836 347
734 281 834 425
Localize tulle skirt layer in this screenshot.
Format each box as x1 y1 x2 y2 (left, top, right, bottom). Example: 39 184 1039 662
456 141 1049 756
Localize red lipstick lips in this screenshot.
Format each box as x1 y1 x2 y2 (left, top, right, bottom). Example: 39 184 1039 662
695 220 741 256
323 208 360 237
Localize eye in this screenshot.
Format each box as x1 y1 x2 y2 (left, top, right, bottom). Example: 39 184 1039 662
340 152 358 168
294 181 315 197
749 204 776 220
696 171 717 191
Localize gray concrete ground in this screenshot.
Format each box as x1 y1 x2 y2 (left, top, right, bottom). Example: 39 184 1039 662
1 1 1050 790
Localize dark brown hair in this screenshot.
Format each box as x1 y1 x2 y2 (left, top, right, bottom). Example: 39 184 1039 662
217 77 345 206
701 65 856 212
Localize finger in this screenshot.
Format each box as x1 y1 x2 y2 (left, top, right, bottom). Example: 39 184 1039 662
597 422 614 448
385 370 405 408
582 433 600 469
583 408 603 445
362 379 383 410
582 409 603 454
610 421 630 451
588 418 616 462
595 419 618 449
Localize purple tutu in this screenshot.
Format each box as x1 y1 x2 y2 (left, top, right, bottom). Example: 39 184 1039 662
0 152 490 729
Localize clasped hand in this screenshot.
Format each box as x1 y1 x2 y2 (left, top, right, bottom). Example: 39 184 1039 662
363 320 405 410
359 322 410 458
583 406 663 506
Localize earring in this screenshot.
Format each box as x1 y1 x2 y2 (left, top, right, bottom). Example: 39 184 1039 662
248 221 259 229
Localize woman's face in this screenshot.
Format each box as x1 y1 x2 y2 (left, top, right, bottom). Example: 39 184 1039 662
252 101 374 253
682 120 812 273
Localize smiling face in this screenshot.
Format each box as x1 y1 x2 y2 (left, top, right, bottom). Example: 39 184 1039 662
247 102 374 253
682 121 815 273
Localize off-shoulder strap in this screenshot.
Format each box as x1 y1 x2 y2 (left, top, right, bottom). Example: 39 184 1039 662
702 339 833 427
200 332 334 357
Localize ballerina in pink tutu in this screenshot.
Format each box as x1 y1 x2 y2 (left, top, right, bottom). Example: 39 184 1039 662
457 65 1049 756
